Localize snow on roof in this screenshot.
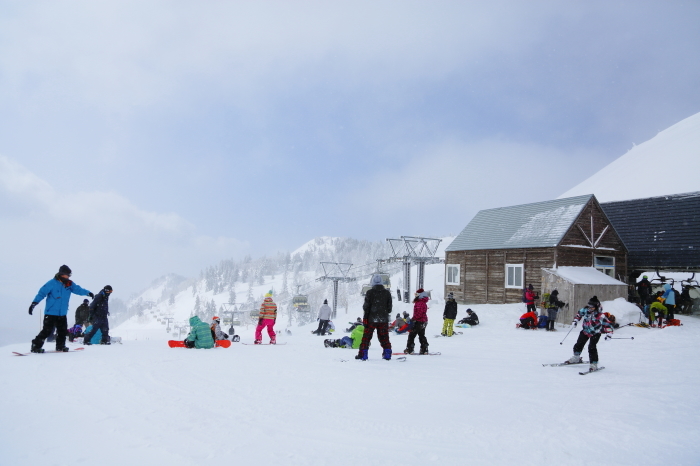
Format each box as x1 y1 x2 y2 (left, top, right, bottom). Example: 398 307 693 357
544 267 626 285
446 195 591 251
559 111 700 202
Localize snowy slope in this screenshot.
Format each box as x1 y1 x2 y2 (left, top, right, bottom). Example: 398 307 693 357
559 111 700 202
3 300 699 465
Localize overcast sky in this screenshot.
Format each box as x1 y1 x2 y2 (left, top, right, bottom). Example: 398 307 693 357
1 1 700 325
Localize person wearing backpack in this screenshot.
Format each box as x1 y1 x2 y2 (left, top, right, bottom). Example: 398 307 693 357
546 289 566 331
524 285 538 313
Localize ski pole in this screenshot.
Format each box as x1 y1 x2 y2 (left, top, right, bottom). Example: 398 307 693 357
604 336 634 340
559 324 575 345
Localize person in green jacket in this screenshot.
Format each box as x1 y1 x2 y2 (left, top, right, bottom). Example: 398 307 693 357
184 316 215 348
324 324 364 348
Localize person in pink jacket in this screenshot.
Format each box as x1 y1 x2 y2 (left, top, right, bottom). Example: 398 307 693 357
255 293 278 344
404 289 430 354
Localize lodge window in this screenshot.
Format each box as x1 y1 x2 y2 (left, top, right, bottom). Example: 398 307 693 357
505 264 523 288
594 256 615 277
446 264 460 285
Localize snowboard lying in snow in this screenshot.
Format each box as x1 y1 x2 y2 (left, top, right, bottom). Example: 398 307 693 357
13 348 84 356
393 352 441 356
168 340 231 348
241 342 287 345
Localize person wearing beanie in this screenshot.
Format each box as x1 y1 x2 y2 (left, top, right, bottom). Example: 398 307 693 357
356 274 393 360
458 309 479 326
255 294 278 344
74 298 91 327
313 299 333 335
565 297 614 371
524 284 538 313
210 316 229 341
405 289 430 354
27 265 94 353
83 286 113 345
442 293 458 336
545 290 567 331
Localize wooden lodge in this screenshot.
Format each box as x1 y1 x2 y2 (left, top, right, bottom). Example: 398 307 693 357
444 194 628 305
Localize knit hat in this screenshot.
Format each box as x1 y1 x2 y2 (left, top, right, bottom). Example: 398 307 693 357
83 299 89 304
370 274 383 286
104 285 113 292
467 309 473 314
416 288 424 294
447 292 454 299
528 284 533 290
58 265 72 276
587 298 598 308
212 316 220 322
323 299 328 304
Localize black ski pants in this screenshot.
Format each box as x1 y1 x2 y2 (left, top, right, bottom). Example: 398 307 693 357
84 317 110 343
573 332 602 363
33 315 68 349
314 319 329 335
406 322 428 351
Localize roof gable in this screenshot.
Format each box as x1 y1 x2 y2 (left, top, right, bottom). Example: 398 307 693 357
446 195 593 251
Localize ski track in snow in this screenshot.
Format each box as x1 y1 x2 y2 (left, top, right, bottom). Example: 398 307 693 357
2 302 700 465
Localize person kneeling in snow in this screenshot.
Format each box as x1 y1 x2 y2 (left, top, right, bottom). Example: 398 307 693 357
519 310 538 329
67 323 84 342
565 298 614 371
458 309 479 326
184 316 215 349
210 316 229 341
325 322 364 349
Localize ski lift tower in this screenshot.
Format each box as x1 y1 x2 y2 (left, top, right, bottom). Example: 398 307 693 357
316 262 356 319
385 236 443 303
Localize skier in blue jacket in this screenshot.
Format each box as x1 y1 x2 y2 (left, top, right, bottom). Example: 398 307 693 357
29 265 93 353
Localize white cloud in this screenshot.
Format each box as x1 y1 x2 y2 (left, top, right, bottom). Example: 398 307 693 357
0 155 248 299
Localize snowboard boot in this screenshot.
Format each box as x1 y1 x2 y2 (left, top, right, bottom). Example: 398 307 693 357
419 346 429 355
355 349 368 361
30 340 45 353
404 347 414 355
56 346 69 352
382 348 392 360
566 354 583 364
270 338 277 345
100 341 111 345
254 340 262 345
324 339 331 348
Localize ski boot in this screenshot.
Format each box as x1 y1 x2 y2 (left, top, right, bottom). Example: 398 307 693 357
355 349 368 361
382 348 392 360
589 362 598 371
30 341 45 353
565 354 583 364
419 346 429 355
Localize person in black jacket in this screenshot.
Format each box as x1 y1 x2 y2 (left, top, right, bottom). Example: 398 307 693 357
442 292 458 336
74 299 90 326
458 309 479 326
83 285 113 345
356 274 393 361
546 290 567 331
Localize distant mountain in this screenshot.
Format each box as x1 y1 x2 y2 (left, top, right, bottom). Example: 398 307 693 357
559 111 700 202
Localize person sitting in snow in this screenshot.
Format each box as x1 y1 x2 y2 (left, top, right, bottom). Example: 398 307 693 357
395 311 411 334
67 323 84 342
519 310 538 329
325 322 364 349
184 316 215 348
442 292 458 336
346 317 363 333
210 316 229 341
564 297 614 372
458 309 479 326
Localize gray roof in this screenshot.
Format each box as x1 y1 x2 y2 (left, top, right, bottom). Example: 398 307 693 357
446 195 593 251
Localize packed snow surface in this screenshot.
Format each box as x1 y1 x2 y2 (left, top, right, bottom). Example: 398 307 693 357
2 299 699 466
560 111 700 201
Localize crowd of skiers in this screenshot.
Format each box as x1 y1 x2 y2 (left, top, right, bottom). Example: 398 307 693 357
631 275 688 327
27 264 115 353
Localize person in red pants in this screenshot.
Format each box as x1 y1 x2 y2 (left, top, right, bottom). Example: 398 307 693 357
255 293 278 344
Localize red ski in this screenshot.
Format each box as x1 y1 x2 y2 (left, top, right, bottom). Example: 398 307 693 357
167 340 231 348
13 348 85 356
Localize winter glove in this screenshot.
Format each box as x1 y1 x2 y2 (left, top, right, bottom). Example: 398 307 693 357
28 302 38 315
88 292 95 299
572 321 577 327
223 333 229 339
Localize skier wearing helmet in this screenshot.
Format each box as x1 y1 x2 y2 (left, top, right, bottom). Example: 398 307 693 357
210 316 229 341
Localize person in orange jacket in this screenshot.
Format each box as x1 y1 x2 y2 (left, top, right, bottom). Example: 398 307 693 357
519 310 538 329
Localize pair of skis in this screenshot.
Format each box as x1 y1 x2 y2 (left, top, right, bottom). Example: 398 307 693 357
543 360 605 375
